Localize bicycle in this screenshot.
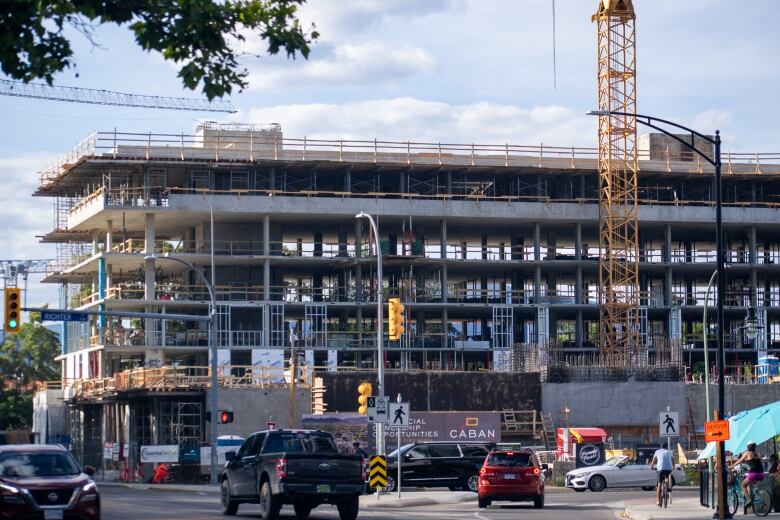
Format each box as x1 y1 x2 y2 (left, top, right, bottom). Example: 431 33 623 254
726 471 772 517
657 473 671 508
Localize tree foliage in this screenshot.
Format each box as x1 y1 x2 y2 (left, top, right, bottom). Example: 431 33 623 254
0 0 318 99
0 319 61 430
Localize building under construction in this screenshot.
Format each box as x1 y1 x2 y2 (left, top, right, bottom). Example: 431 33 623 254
33 123 780 461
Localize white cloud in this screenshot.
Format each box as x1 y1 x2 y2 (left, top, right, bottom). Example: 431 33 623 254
245 41 436 90
241 97 597 146
0 152 60 307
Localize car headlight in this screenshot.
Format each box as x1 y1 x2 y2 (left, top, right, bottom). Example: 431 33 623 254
574 472 592 478
78 481 99 503
0 482 25 505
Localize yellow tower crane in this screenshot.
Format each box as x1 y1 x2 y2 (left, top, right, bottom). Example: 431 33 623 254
592 0 641 368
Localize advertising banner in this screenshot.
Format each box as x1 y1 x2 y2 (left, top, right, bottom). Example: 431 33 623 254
140 445 180 464
369 412 501 453
575 442 606 468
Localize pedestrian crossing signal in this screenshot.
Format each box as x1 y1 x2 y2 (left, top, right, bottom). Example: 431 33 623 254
218 410 234 424
4 288 20 333
357 382 372 415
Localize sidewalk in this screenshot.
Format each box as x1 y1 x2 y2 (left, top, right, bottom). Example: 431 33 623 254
98 481 476 508
623 495 714 520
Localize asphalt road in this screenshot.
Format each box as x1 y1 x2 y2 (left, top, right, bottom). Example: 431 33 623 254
100 486 698 520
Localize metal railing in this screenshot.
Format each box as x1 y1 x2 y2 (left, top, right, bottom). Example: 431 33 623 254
40 130 780 189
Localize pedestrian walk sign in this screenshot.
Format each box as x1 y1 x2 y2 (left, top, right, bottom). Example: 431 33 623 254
388 402 410 428
369 455 388 489
659 411 678 437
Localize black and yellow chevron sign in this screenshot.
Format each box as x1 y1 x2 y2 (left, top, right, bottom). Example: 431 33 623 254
369 455 387 489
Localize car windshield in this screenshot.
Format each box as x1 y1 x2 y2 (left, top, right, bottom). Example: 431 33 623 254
486 452 532 467
0 451 80 477
603 456 625 467
263 432 337 454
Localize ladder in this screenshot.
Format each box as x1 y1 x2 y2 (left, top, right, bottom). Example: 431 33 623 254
540 412 556 450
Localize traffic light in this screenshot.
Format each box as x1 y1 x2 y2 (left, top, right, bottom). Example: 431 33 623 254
388 297 405 340
357 382 372 415
217 410 234 424
4 288 21 334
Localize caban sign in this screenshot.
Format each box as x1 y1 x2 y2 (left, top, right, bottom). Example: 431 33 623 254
140 445 179 463
369 412 501 451
575 443 605 468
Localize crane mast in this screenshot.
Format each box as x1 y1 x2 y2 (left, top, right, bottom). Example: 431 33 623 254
593 0 641 367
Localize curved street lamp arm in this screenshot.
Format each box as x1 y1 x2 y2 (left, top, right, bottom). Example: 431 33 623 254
155 254 217 305
588 110 718 166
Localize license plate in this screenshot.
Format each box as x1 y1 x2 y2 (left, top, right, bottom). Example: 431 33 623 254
504 474 516 480
317 484 331 493
44 510 64 520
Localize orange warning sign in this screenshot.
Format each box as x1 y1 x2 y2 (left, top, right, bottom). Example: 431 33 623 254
704 420 730 442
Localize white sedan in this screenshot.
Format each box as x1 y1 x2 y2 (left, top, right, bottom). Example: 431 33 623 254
565 456 685 492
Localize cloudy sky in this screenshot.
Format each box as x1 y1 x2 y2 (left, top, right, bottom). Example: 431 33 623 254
2 0 779 307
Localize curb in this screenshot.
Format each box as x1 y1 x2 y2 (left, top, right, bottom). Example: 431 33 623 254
362 492 474 509
98 482 219 493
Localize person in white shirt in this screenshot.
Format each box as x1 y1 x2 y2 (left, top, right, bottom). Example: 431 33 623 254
651 447 674 507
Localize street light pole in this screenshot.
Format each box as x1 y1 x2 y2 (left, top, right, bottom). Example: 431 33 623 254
146 251 219 485
587 111 729 518
355 212 385 457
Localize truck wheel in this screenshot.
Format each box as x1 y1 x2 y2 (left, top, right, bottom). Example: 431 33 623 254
220 479 238 516
258 481 281 520
337 496 359 520
293 501 312 519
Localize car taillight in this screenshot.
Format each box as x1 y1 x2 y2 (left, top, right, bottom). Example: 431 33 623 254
276 458 287 479
533 468 540 475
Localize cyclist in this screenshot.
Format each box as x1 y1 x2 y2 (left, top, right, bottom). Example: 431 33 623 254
730 441 764 513
651 445 674 507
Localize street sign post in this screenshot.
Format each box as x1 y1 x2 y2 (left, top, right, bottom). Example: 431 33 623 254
40 310 88 322
366 396 388 424
704 419 730 443
388 402 410 428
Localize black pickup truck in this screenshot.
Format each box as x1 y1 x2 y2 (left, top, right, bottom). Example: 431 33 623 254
220 429 365 520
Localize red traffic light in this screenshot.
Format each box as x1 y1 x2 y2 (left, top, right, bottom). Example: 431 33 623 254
218 410 234 424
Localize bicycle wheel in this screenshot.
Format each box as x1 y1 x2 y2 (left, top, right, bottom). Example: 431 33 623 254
726 488 740 517
662 481 669 508
752 488 772 517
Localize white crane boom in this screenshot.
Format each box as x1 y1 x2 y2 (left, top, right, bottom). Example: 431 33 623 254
0 79 236 113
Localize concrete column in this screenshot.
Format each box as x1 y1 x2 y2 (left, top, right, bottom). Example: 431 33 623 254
143 214 156 349
664 224 672 263
533 223 541 261
440 220 447 259
105 220 113 253
399 171 406 193
750 227 758 307
575 223 582 261
665 267 673 307
576 310 584 348
534 223 542 300
263 215 270 300
354 219 363 303
575 267 583 304
344 167 351 192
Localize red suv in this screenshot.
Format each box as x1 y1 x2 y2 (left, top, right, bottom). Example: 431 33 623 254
0 444 100 520
477 449 545 509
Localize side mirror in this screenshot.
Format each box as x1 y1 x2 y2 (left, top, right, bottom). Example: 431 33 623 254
225 451 236 462
83 465 95 477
